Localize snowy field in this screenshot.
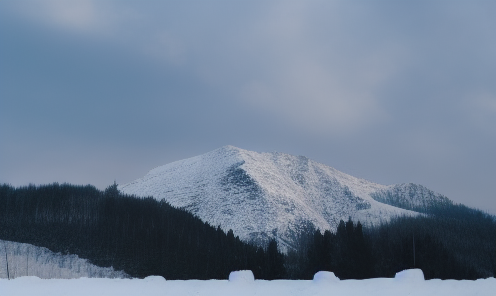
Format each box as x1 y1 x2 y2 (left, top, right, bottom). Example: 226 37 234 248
1 270 495 296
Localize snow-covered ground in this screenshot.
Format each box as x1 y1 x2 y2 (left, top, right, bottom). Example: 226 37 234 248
1 270 494 296
0 240 127 279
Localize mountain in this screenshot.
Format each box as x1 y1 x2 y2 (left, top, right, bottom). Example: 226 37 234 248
119 146 451 251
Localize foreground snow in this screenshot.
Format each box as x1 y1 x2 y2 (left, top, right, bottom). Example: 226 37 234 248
1 270 495 296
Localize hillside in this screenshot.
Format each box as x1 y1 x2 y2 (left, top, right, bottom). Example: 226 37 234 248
0 239 127 279
119 146 450 250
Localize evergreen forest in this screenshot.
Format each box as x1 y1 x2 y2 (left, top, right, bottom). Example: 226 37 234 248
0 183 494 280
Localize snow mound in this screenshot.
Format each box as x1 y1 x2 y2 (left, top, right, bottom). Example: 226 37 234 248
3 275 495 296
313 271 339 283
394 269 424 282
144 276 166 282
229 270 255 282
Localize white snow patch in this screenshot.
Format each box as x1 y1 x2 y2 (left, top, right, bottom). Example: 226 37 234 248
313 271 339 283
1 274 495 296
395 269 425 282
143 275 166 282
229 270 255 282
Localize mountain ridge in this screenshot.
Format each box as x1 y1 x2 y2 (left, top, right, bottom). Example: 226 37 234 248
119 146 449 251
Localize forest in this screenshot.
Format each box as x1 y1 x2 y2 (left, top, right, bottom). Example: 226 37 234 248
0 183 284 280
0 183 494 280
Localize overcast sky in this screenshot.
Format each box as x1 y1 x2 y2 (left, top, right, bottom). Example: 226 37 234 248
1 1 495 214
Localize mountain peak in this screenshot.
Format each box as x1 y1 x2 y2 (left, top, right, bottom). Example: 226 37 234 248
120 146 450 251
220 145 242 151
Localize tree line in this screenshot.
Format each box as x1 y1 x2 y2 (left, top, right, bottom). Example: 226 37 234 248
1 183 494 280
0 183 285 279
286 213 495 280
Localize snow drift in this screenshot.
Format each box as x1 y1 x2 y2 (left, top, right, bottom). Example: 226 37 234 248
1 269 495 296
313 271 339 283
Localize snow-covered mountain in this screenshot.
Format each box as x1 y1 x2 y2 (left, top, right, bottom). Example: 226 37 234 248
0 240 128 279
119 146 450 251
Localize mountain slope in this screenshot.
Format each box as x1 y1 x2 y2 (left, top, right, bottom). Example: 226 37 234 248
1 240 127 279
370 183 453 213
119 146 448 250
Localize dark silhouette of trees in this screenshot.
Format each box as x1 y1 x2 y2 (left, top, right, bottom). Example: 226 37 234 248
0 183 285 279
265 239 286 279
1 183 494 280
367 212 492 279
286 210 494 280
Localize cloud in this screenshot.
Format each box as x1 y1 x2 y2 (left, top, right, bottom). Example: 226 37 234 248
189 1 409 135
1 0 495 214
462 92 496 133
7 0 144 39
240 63 386 135
5 1 406 137
11 0 102 32
142 31 186 66
42 0 99 31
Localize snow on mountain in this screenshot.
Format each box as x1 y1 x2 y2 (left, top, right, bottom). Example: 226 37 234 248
119 146 447 251
0 240 128 279
370 183 453 213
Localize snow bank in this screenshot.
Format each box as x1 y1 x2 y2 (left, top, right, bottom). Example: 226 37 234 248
313 271 339 283
1 275 495 296
143 276 166 282
229 270 255 282
394 269 425 282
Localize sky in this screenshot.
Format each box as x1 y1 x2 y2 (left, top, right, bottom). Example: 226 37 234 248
1 1 495 214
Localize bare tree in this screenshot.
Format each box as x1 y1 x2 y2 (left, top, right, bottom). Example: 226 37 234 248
4 243 9 280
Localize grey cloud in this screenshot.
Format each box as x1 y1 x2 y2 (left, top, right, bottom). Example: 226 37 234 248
0 0 495 214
